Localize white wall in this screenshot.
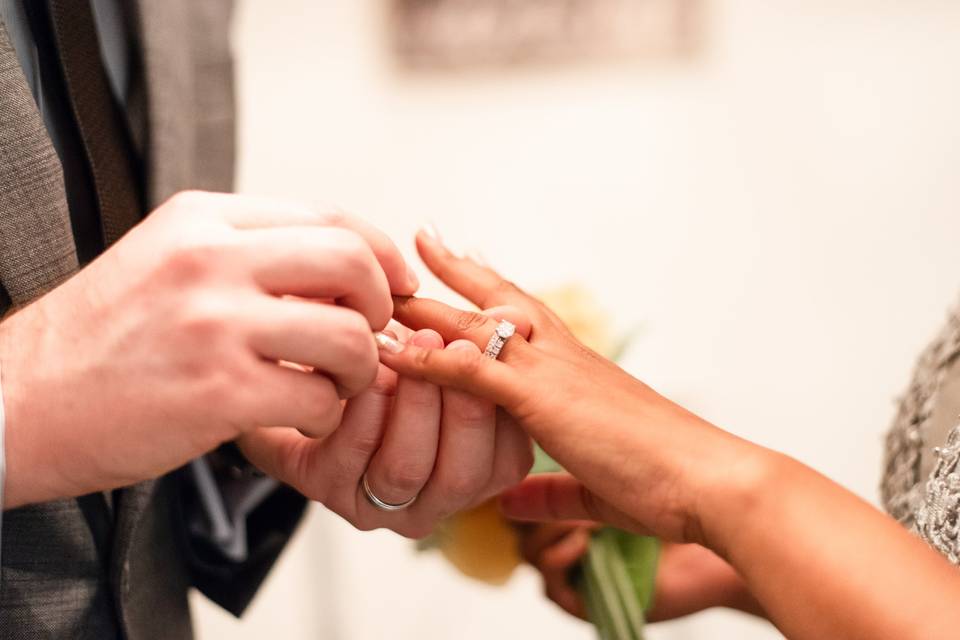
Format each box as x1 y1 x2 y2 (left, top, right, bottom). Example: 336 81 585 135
192 1 960 638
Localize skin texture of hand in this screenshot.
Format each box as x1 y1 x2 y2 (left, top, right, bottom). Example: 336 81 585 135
0 191 417 509
518 520 763 622
376 228 960 640
237 313 535 539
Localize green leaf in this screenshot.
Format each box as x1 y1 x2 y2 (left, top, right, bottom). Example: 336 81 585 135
579 529 660 640
531 445 563 474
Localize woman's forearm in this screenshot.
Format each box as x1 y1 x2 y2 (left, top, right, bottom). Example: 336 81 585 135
701 447 960 639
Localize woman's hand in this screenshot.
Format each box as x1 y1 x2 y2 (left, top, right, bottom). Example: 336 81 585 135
377 227 960 640
516 521 596 619
519 521 764 622
375 228 767 547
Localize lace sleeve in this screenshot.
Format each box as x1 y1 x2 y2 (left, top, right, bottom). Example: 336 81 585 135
914 424 960 565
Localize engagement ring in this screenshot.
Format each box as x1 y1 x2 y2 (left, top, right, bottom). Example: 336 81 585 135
483 320 516 360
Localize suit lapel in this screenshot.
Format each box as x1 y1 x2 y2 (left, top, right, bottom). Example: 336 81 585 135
0 21 79 308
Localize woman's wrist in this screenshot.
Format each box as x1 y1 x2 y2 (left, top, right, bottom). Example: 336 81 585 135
689 436 793 559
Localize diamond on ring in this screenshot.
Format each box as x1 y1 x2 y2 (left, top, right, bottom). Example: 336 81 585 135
483 320 516 360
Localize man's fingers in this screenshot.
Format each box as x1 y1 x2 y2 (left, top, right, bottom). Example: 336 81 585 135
363 330 444 507
414 340 497 519
482 411 534 500
236 426 312 486
242 226 393 329
208 192 419 295
248 299 378 398
247 362 344 438
310 364 398 504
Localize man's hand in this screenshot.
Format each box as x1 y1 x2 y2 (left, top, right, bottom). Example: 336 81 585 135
0 191 417 508
237 315 535 539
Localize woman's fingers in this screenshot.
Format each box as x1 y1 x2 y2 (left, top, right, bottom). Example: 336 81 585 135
376 327 526 411
243 226 393 329
415 227 544 318
500 474 642 534
362 330 444 507
482 305 532 340
391 296 535 358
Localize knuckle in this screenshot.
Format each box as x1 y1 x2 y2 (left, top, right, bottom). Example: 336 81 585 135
412 346 437 370
179 294 233 343
496 279 522 295
300 389 341 436
379 462 428 496
162 243 228 284
482 279 522 306
342 431 383 461
165 189 208 213
448 400 491 426
194 369 251 434
453 350 483 377
453 310 490 333
331 313 377 358
330 230 375 275
318 209 349 228
443 475 484 505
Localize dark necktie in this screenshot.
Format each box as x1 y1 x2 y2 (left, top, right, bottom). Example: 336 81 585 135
45 0 142 247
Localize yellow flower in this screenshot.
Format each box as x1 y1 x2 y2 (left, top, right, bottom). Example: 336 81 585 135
436 499 522 585
537 285 618 357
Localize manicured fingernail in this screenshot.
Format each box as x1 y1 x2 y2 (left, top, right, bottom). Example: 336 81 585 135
406 265 420 291
466 249 489 267
421 222 441 242
374 332 404 354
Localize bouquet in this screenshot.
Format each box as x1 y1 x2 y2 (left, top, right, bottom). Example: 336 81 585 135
419 286 660 639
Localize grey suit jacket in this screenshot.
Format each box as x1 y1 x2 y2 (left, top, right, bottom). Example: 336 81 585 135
0 3 304 638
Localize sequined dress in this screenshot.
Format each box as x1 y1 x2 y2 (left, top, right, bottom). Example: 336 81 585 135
882 304 960 562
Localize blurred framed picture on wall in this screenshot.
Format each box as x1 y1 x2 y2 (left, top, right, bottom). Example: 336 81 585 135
389 0 703 69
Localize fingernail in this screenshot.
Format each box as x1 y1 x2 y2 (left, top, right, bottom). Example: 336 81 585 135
421 222 441 242
406 265 420 291
466 249 489 267
374 332 404 354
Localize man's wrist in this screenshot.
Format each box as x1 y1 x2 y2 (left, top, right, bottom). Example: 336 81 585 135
0 309 64 509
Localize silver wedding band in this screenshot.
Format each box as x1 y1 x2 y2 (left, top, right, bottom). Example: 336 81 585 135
362 471 417 512
483 320 516 360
